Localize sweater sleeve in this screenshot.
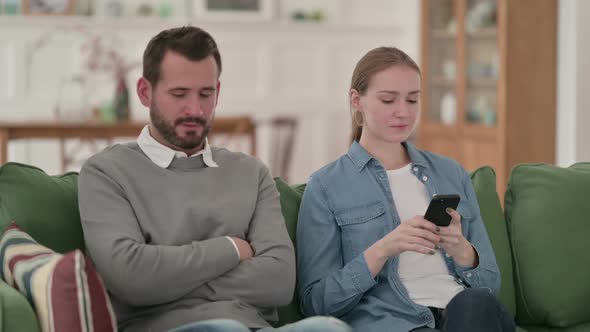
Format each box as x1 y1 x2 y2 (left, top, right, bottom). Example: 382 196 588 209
78 157 240 307
190 163 296 308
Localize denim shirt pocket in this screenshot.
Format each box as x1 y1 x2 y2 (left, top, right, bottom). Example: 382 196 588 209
334 201 386 263
456 202 475 236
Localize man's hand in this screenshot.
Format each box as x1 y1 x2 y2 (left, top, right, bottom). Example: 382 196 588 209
439 208 478 267
230 237 254 261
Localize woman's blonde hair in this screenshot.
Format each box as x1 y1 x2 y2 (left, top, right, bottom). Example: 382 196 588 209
349 47 421 143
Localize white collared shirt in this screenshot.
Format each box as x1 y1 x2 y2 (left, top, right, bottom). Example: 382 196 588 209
136 125 242 258
137 125 218 168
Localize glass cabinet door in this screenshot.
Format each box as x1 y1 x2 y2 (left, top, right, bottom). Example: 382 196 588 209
425 0 458 126
464 0 498 127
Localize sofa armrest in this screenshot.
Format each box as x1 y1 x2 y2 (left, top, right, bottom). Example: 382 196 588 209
0 279 40 332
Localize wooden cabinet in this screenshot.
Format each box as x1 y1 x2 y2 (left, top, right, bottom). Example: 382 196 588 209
417 0 557 197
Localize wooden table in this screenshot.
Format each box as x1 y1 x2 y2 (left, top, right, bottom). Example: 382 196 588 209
0 117 256 168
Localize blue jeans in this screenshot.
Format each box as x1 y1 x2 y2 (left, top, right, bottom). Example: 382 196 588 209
170 316 352 332
412 288 516 332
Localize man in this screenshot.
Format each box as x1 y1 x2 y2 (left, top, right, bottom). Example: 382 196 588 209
78 26 350 332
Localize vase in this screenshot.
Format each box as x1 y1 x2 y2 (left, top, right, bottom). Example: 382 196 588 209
55 75 88 122
113 76 130 121
440 92 457 125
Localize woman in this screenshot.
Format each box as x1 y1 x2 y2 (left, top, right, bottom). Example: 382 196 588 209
296 47 515 332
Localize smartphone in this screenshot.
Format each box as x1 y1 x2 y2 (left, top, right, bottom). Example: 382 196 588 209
424 194 461 227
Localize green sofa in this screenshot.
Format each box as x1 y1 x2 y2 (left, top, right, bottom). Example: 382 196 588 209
1 161 590 332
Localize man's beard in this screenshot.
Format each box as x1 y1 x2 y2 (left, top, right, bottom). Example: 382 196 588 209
149 103 211 150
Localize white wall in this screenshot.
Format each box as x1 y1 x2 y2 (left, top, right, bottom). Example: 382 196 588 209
575 0 590 162
0 0 420 182
557 0 590 166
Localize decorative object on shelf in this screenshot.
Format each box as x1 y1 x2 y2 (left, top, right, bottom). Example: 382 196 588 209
192 0 274 21
289 8 326 23
483 108 496 127
440 92 457 125
157 2 172 17
309 9 325 22
104 0 124 17
75 0 94 16
136 2 154 16
55 74 88 122
28 25 139 122
442 59 456 80
113 74 130 121
290 9 306 21
468 63 492 79
490 50 499 79
22 0 75 15
1 0 21 14
79 28 138 122
467 94 493 125
446 18 457 33
466 0 496 32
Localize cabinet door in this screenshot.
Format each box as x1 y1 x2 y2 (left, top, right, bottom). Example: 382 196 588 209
463 0 499 129
422 0 458 127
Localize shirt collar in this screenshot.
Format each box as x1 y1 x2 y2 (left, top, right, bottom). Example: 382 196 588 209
137 125 219 169
346 140 427 171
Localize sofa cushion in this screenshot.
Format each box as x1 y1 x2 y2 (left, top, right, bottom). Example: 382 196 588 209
0 163 83 253
0 279 40 332
505 163 590 327
521 322 590 332
470 166 516 317
274 177 306 325
0 223 116 332
275 177 306 249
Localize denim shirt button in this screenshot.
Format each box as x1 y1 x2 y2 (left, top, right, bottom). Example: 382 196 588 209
466 272 472 278
445 253 450 258
413 166 419 173
422 175 428 182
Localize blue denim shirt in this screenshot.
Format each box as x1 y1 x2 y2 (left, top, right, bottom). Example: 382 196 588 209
296 141 500 332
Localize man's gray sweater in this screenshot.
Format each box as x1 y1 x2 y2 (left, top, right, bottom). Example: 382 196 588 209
78 143 295 331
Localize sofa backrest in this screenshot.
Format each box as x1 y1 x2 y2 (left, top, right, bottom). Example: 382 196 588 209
274 178 306 325
0 162 83 253
505 162 590 328
0 161 517 326
470 166 516 317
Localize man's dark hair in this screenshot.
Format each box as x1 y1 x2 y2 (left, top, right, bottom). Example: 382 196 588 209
143 26 222 86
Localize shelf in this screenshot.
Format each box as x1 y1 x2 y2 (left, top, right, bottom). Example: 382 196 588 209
468 79 497 88
467 27 497 39
429 78 496 88
461 123 497 140
431 29 456 39
420 121 497 141
418 122 459 139
431 77 456 87
0 15 189 30
0 15 403 34
431 28 495 39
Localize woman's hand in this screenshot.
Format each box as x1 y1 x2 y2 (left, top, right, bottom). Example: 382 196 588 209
364 216 441 277
438 208 478 267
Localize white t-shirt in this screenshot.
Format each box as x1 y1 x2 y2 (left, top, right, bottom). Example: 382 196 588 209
387 163 464 308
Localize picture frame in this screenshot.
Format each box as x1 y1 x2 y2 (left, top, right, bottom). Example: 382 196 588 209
192 0 274 21
22 0 75 15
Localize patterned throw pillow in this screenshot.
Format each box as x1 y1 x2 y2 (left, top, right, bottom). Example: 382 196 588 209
0 223 117 332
